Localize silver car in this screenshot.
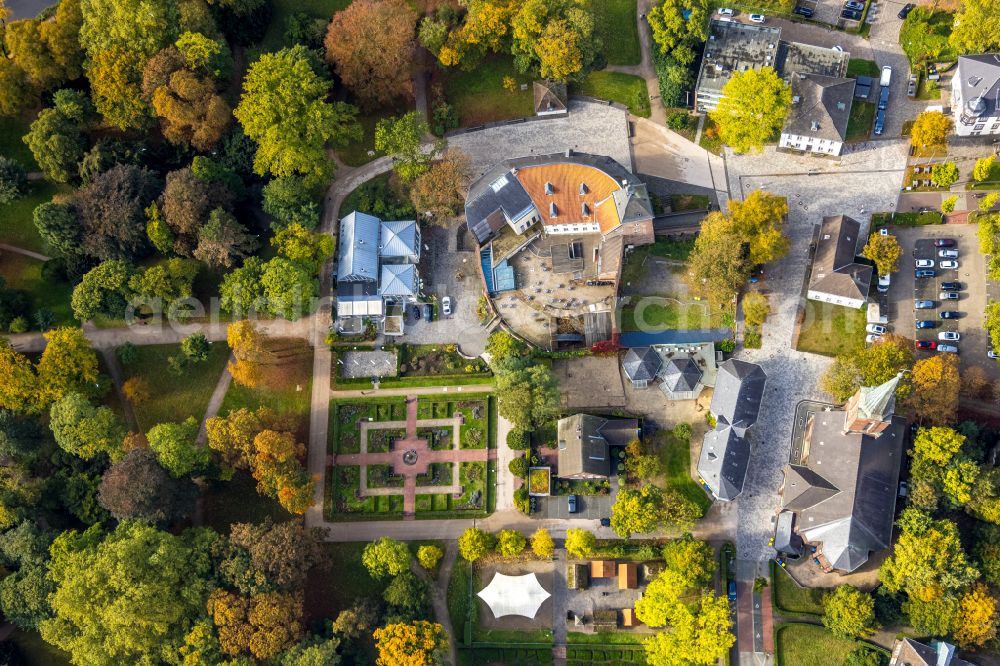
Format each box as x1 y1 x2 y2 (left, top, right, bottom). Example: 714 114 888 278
938 331 960 341
915 299 935 309
937 344 959 353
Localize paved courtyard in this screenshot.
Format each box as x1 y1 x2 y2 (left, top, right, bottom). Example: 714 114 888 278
449 100 633 179
340 351 397 378
724 140 907 570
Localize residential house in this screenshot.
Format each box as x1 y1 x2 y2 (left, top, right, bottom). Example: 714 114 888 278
557 414 639 479
889 638 975 666
807 215 873 309
779 73 856 156
622 347 662 389
951 54 1000 137
780 374 906 573
697 359 767 501
618 563 638 590
620 342 718 399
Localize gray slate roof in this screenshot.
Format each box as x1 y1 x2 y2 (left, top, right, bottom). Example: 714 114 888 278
379 220 420 260
955 55 1000 121
697 359 766 501
783 74 856 142
894 639 976 666
557 414 638 478
622 347 662 382
378 264 417 297
662 357 702 393
337 211 380 282
783 411 906 572
808 215 873 302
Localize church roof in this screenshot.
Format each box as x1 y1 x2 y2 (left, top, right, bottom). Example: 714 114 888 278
856 373 902 421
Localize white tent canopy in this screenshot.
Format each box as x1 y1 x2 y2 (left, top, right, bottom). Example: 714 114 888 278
477 572 551 619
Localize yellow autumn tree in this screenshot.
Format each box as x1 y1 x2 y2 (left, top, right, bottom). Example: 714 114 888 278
227 320 274 388
208 589 303 660
953 583 998 648
251 429 314 514
909 354 960 426
37 327 99 406
0 339 40 413
373 621 446 666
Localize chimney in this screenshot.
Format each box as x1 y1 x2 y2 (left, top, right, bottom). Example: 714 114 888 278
565 148 572 157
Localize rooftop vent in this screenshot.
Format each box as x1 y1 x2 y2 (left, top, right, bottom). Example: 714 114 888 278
549 202 558 218
579 182 588 195
582 202 591 216
565 148 573 157
544 182 554 195
811 121 820 131
970 76 983 87
823 234 831 240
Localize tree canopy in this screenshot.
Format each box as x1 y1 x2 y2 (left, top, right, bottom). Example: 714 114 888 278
822 586 878 638
710 67 791 153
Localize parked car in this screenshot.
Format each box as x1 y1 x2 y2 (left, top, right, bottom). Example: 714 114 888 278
866 324 887 335
899 481 909 498
832 45 844 52
844 0 865 10
567 495 578 513
915 269 936 278
874 109 886 135
880 65 892 87
717 7 734 15
877 274 891 292
989 351 1000 359
878 86 890 110
939 331 960 341
938 249 959 258
937 344 959 353
412 305 422 320
940 260 959 269
915 299 935 309
749 13 765 22
866 334 883 344
599 517 611 527
793 4 814 16
940 310 960 319
915 340 936 350
841 8 862 19
441 296 451 316
423 303 434 321
915 259 935 268
898 2 915 18
939 291 960 300
907 76 917 97
916 320 937 329
934 238 956 247
940 281 962 290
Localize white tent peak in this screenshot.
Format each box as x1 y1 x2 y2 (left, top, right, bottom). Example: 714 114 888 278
477 572 551 619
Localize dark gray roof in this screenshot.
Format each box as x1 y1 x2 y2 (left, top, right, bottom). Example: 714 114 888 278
854 75 873 99
663 357 702 393
784 412 906 572
711 359 767 437
622 347 662 382
557 414 638 478
774 511 804 555
955 55 1000 122
783 74 855 142
698 424 751 501
808 215 873 301
611 185 654 224
337 211 380 282
894 639 976 666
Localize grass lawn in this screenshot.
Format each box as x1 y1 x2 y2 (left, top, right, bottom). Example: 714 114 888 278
847 58 879 78
589 0 640 66
670 194 711 212
846 101 875 141
442 56 533 126
660 427 712 516
448 557 475 642
0 114 39 169
621 299 715 331
121 342 231 432
7 630 72 666
0 252 76 326
0 181 73 253
336 112 381 167
795 302 866 357
699 116 723 155
202 471 292 534
567 631 647 644
573 71 650 118
776 624 859 665
772 563 827 614
256 0 351 53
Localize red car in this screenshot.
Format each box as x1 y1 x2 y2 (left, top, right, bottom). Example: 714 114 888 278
915 340 937 350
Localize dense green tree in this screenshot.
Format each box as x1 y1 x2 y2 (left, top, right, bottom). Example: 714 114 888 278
362 537 410 578
181 332 210 362
50 392 125 461
128 258 199 309
193 208 257 268
40 521 217 665
843 646 884 666
880 508 978 600
71 260 134 321
23 105 87 183
278 636 342 666
0 562 54 630
662 535 714 589
97 448 197 523
0 157 28 205
0 411 45 463
36 327 100 407
260 257 317 320
931 162 959 189
949 0 1000 54
648 0 708 65
146 417 209 477
710 67 791 153
822 586 878 638
509 0 600 81
161 167 233 256
34 202 81 257
270 223 333 274
643 591 734 665
905 595 959 636
234 45 361 182
375 112 441 182
611 484 666 537
262 176 320 229
219 256 266 315
228 519 327 591
175 31 230 77
383 570 429 622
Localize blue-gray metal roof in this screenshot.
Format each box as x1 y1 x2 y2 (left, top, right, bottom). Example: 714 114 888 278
337 211 380 282
379 219 420 259
711 359 767 436
378 264 417 297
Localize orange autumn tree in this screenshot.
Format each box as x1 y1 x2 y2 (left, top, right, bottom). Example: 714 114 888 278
227 320 274 388
374 621 447 666
252 429 314 515
207 589 304 660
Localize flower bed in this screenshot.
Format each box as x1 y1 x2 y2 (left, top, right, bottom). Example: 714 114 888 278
528 467 552 496
368 427 406 453
417 462 454 487
418 426 454 451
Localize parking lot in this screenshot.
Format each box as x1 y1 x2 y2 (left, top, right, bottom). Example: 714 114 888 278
535 492 612 522
879 225 997 379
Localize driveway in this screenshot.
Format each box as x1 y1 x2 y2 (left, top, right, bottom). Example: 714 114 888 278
536 493 612 521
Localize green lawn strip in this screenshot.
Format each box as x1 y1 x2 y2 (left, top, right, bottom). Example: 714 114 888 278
795 302 866 357
698 117 723 155
448 557 476 644
567 631 647 644
589 0 640 66
846 101 876 142
7 629 73 666
620 298 717 331
333 373 494 389
256 0 351 54
121 342 231 432
0 252 76 326
0 181 73 253
573 71 650 118
202 471 292 534
846 58 878 78
669 194 711 212
775 623 861 666
661 428 712 515
443 56 534 127
219 342 314 437
473 629 553 644
0 114 39 169
771 561 827 615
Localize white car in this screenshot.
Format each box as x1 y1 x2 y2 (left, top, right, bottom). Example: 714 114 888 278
865 334 882 345
718 7 735 15
938 331 960 341
937 344 959 353
866 324 887 335
877 274 891 293
832 45 844 52
915 259 935 268
938 249 958 258
939 291 959 300
940 260 959 269
989 350 1000 359
441 296 452 316
749 13 766 22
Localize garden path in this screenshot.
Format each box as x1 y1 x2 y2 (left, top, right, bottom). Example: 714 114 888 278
413 541 459 666
195 357 234 444
0 243 50 262
603 0 665 125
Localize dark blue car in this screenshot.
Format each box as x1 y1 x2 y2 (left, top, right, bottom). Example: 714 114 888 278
916 320 937 329
728 581 737 602
874 109 886 135
915 269 936 278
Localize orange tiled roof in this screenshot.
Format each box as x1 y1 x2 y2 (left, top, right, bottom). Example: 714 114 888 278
515 164 621 232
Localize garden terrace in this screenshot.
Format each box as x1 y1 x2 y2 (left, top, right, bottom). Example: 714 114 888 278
331 343 492 389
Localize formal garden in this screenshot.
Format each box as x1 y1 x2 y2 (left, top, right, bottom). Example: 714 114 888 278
331 343 493 389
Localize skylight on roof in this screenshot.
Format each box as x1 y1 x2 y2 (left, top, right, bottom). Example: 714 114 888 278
491 175 509 192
